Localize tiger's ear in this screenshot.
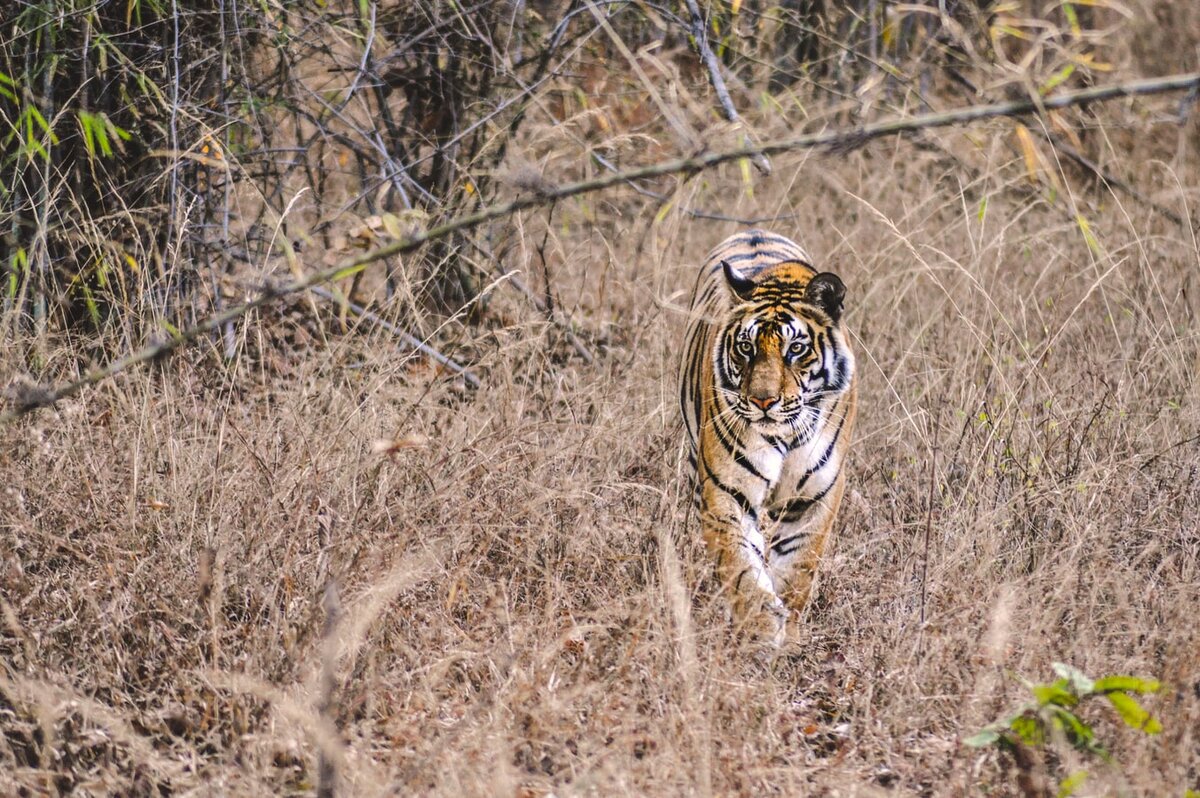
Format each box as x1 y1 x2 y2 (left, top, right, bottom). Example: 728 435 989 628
722 260 756 302
804 272 846 322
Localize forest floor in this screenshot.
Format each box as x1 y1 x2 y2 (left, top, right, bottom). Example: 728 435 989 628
3 40 1200 798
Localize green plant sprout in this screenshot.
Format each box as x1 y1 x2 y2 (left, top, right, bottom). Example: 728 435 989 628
966 663 1163 796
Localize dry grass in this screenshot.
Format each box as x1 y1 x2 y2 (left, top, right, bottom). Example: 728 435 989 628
3 5 1200 798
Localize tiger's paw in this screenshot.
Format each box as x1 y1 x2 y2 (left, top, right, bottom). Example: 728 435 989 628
733 598 789 650
781 613 813 652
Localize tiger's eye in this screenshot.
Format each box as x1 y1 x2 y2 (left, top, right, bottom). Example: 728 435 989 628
735 340 753 357
789 340 810 357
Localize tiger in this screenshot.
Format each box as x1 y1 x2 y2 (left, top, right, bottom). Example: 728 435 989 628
679 229 857 646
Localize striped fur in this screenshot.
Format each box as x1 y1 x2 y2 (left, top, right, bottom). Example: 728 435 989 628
679 229 857 646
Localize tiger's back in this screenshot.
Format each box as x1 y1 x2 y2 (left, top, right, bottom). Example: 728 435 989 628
678 229 856 646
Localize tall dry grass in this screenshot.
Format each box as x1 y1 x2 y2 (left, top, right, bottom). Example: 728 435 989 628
3 1 1200 796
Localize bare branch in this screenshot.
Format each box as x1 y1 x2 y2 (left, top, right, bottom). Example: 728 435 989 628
682 0 771 175
3 70 1197 424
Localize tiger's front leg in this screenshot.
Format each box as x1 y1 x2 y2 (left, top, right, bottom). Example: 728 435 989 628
698 475 787 647
766 471 848 625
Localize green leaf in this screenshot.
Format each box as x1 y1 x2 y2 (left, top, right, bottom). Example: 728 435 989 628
324 262 368 285
1093 675 1161 695
1075 214 1102 255
1052 663 1095 695
1033 679 1079 708
963 728 1002 748
8 248 27 299
1105 692 1162 734
1062 3 1081 36
653 198 675 225
78 111 97 157
1040 63 1076 95
0 71 15 103
1048 706 1104 757
26 105 58 143
1057 769 1087 798
109 118 131 142
1010 713 1045 745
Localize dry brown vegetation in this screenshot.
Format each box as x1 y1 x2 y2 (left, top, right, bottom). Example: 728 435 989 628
2 1 1200 795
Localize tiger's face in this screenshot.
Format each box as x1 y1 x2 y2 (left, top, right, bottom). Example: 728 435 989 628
716 262 853 433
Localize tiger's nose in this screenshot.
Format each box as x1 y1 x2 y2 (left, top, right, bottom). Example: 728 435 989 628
748 395 779 411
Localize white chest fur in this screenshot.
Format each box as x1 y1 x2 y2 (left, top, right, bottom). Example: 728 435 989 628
742 435 785 486
776 422 840 499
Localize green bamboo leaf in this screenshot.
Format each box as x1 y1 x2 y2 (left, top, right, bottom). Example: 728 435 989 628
1062 3 1081 36
26 105 58 143
94 121 112 157
107 117 131 142
1105 692 1162 734
1075 214 1102 255
328 262 367 283
82 285 101 326
653 198 675 225
78 112 97 158
0 72 15 103
8 248 27 299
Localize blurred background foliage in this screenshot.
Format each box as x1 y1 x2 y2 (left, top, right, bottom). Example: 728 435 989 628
0 0 1192 370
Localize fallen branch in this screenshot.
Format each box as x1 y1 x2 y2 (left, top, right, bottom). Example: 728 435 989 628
682 0 771 175
3 70 1198 424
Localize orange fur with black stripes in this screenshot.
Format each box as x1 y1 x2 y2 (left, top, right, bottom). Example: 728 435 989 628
680 230 857 645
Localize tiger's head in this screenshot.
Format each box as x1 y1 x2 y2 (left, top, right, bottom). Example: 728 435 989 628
716 259 854 432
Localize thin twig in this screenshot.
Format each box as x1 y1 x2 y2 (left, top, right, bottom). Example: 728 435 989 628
589 142 794 225
1043 131 1185 227
3 71 1198 423
585 0 696 147
464 239 595 365
1139 432 1200 471
316 581 343 798
307 286 481 388
919 412 941 636
682 0 771 175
